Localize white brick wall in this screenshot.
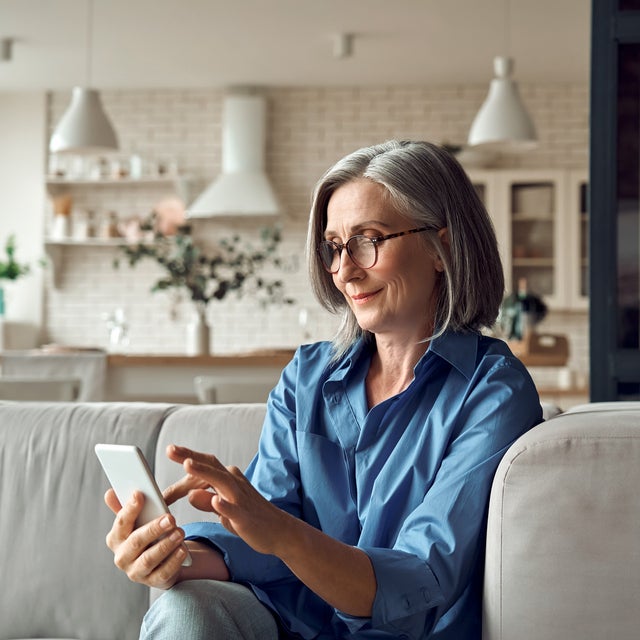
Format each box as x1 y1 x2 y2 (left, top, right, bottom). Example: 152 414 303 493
45 83 589 359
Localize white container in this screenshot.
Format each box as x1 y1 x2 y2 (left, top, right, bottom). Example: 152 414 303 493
72 214 89 240
51 214 71 240
185 306 210 356
129 154 143 179
557 367 574 390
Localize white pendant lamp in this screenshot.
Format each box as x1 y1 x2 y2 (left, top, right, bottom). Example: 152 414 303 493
49 0 118 155
467 56 537 151
467 0 536 151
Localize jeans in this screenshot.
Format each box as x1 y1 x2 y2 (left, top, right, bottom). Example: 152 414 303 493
140 580 280 640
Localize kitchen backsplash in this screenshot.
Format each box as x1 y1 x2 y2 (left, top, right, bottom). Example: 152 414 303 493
44 84 589 368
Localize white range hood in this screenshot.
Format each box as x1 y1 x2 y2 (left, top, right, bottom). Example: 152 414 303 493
187 93 282 218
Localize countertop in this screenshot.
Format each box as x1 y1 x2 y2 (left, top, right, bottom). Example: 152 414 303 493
2 347 589 406
106 349 296 368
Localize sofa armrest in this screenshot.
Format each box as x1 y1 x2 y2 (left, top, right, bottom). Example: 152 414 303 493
483 404 640 639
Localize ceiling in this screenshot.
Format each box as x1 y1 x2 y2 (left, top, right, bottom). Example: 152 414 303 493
0 0 591 91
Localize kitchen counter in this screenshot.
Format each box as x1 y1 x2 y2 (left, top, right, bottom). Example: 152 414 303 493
536 386 590 411
107 349 295 369
2 347 589 409
105 349 296 403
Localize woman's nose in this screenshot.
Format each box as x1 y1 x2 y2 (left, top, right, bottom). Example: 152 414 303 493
336 249 363 281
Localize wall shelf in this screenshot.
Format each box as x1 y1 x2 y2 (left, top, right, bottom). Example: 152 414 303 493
45 238 126 246
43 173 192 289
44 240 126 288
46 176 183 187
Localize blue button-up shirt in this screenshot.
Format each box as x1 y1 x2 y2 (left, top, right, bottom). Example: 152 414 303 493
185 331 542 639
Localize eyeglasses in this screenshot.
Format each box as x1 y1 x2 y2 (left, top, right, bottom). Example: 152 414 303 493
317 226 432 274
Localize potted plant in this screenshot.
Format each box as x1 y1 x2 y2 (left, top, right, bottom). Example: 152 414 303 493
114 215 295 354
0 234 31 317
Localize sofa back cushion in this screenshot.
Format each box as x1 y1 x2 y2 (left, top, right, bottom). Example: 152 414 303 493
155 403 267 526
0 402 175 640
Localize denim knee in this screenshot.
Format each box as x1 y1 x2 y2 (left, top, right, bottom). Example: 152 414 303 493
140 580 279 640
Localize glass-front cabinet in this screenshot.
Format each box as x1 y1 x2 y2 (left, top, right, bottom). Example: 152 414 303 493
467 168 588 310
567 170 589 310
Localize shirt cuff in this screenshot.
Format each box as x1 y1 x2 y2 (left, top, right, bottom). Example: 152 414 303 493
183 521 289 583
365 547 445 631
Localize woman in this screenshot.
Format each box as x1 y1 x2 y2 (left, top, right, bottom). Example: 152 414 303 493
105 140 542 639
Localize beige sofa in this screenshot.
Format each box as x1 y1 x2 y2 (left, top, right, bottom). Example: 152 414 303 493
1 400 639 640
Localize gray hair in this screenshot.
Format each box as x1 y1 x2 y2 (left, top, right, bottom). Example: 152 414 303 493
306 140 504 357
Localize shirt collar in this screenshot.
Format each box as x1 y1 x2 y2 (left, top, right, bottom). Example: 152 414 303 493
330 331 480 382
327 338 372 384
424 331 480 379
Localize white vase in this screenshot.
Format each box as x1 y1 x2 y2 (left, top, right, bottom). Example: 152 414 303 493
185 304 210 356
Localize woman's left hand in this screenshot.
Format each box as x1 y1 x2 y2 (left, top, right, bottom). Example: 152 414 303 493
164 444 291 556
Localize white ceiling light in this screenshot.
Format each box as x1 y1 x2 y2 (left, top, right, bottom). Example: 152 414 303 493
468 56 537 150
467 0 537 151
187 91 281 218
1 38 13 62
333 33 354 59
49 0 118 155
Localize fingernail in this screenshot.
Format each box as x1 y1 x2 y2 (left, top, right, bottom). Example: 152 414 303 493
160 516 172 530
170 530 182 542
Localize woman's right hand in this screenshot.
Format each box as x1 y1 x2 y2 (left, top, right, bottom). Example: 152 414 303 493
104 488 188 590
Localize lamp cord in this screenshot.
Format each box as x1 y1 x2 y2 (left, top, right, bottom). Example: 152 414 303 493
505 0 511 58
85 0 93 86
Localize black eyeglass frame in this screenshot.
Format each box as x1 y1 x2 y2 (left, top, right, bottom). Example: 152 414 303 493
317 226 433 274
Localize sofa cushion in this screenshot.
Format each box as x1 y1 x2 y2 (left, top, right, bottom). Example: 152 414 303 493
0 402 177 640
155 403 267 527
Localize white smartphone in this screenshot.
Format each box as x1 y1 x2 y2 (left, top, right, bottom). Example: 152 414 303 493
95 443 192 567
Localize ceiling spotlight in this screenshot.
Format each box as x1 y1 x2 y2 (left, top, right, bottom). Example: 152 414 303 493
1 38 13 62
333 33 354 59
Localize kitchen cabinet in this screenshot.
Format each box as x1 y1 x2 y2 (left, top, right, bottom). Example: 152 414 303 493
467 168 588 310
565 169 589 310
44 175 190 287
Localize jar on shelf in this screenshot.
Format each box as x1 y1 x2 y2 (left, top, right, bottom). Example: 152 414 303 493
50 194 72 240
99 211 122 239
129 153 143 179
72 209 96 240
156 156 178 177
110 156 130 179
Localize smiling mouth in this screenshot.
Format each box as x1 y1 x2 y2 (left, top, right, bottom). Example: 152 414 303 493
350 290 382 304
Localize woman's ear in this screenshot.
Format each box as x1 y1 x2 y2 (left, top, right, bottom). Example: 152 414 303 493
434 227 449 272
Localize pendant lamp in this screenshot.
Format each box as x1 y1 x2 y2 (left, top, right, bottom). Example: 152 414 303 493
49 0 118 155
467 0 536 151
467 56 537 150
